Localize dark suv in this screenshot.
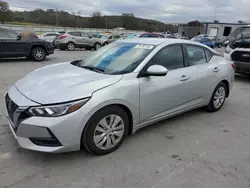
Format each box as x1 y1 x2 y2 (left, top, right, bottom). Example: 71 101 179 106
0 27 54 61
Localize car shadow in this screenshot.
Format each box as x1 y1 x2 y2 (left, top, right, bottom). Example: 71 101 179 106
235 74 250 82
0 57 51 64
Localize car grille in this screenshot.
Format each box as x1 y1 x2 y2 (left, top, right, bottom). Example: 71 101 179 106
5 94 19 122
232 51 250 63
5 94 31 131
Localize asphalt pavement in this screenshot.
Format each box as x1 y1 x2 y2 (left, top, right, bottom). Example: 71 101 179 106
1 48 250 188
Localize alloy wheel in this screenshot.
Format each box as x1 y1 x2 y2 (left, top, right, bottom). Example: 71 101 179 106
213 86 226 109
34 49 45 60
67 43 75 50
93 114 124 150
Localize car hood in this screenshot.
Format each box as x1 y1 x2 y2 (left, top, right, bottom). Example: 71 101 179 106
15 62 122 104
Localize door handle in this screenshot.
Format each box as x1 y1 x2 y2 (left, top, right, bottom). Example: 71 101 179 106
213 67 220 72
180 75 190 81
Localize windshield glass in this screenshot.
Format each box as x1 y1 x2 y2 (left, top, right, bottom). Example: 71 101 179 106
79 42 155 75
191 37 201 42
100 35 108 39
127 34 140 38
228 27 250 42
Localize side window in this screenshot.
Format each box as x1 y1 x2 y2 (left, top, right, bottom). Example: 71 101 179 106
148 34 158 38
68 32 81 36
205 49 213 62
186 45 207 65
0 28 17 39
108 36 112 39
150 45 184 70
81 33 90 38
114 35 120 39
202 38 211 42
140 34 148 38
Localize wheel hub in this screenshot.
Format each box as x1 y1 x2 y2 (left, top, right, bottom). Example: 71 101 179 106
93 114 124 150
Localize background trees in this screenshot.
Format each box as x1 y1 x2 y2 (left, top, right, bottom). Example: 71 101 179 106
1 1 178 32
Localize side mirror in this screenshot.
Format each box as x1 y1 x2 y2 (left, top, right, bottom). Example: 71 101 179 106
17 33 22 40
146 65 168 76
224 40 229 46
89 35 92 38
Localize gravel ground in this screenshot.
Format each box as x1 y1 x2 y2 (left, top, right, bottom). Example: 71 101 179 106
1 47 250 188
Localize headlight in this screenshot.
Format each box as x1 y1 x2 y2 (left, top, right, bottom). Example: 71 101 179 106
28 98 89 117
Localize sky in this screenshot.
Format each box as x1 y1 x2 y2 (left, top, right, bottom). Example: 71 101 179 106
7 0 250 23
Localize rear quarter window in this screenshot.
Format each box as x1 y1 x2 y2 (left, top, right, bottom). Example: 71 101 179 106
205 49 213 62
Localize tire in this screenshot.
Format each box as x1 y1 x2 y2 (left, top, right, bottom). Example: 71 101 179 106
94 43 101 50
67 42 75 51
82 106 129 155
206 82 227 112
31 47 46 62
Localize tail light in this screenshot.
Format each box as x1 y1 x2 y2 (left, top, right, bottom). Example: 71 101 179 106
59 35 67 39
231 63 236 70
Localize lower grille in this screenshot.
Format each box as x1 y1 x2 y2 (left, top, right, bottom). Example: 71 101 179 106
5 94 19 122
232 51 250 63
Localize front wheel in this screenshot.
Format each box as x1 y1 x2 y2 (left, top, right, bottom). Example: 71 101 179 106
94 43 101 50
82 106 129 155
206 82 227 112
31 47 46 62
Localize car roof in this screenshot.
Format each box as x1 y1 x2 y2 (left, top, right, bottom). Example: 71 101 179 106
117 38 219 53
118 38 198 45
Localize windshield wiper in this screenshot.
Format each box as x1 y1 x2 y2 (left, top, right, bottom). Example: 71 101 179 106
81 65 105 73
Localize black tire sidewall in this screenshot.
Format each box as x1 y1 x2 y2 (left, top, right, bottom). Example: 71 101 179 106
31 47 46 62
208 82 227 112
82 106 129 155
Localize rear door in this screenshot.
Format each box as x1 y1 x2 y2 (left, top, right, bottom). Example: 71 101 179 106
68 31 82 46
81 33 93 46
0 28 30 57
182 44 218 104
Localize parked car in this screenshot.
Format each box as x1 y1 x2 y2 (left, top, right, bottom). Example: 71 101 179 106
39 32 59 43
224 26 250 75
210 36 222 48
5 38 234 155
55 31 102 51
127 32 165 39
100 34 121 45
0 27 54 61
191 37 215 48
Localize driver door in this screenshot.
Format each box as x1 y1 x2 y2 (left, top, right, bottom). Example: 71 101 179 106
0 28 29 57
138 44 192 123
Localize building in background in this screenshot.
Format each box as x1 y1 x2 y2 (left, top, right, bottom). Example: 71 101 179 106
178 20 248 38
177 20 205 38
203 22 247 37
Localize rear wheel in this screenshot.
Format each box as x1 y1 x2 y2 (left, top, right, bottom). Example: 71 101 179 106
206 82 227 112
31 47 46 62
82 106 129 155
67 42 75 51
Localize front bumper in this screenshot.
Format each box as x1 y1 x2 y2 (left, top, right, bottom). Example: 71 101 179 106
5 86 89 153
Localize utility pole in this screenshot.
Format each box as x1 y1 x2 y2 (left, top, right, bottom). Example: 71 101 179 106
214 6 218 21
56 8 59 26
106 17 108 29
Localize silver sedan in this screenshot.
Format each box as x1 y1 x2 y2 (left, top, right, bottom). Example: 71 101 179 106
5 38 235 155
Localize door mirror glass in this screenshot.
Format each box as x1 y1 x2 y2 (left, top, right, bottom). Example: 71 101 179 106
146 65 168 76
17 33 22 40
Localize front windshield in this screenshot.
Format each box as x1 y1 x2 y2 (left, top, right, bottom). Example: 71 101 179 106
127 34 139 38
79 42 155 75
100 35 108 39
